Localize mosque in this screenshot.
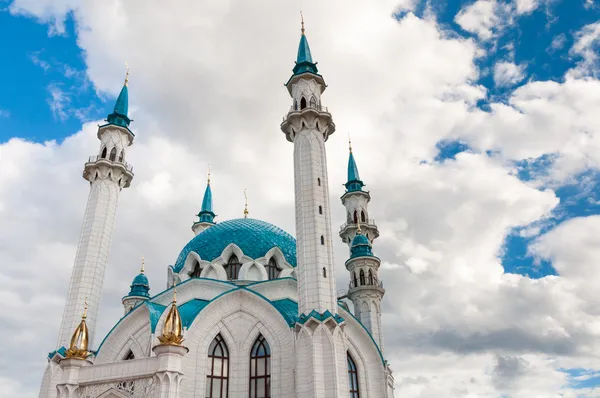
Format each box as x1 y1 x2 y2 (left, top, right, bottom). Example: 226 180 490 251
38 20 395 398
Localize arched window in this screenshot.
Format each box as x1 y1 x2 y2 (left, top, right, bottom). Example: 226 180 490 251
118 150 124 162
353 211 358 224
309 96 317 108
225 255 241 280
353 271 358 288
323 267 327 278
348 353 360 398
361 211 366 223
206 334 229 398
359 269 366 286
267 258 280 280
109 147 117 161
317 178 321 186
319 205 323 215
249 335 271 397
190 261 201 278
101 147 107 159
294 100 298 111
320 236 325 245
124 350 135 360
300 97 307 110
368 270 374 285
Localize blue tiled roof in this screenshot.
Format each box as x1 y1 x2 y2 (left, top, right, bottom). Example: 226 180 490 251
346 151 364 192
174 218 297 272
126 272 150 298
146 301 167 333
270 298 299 326
350 232 374 258
197 183 215 224
179 299 210 328
106 84 131 128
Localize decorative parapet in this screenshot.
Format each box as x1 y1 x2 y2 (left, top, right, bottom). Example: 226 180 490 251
297 310 345 325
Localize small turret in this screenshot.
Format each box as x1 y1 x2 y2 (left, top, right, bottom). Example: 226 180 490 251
122 256 150 314
65 300 91 360
106 66 131 128
192 169 216 235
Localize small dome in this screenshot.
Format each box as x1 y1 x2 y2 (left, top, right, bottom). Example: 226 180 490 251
127 272 150 298
174 218 297 272
350 232 374 258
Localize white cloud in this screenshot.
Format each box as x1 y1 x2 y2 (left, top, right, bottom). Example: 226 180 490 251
4 1 600 397
515 0 539 15
494 61 527 87
46 83 70 121
569 21 600 78
455 0 501 41
0 108 9 118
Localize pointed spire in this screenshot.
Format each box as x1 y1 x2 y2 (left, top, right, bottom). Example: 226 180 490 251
140 254 145 273
158 283 184 346
65 298 91 359
196 166 216 225
243 189 249 218
127 256 150 299
292 13 319 76
345 136 364 192
107 63 132 128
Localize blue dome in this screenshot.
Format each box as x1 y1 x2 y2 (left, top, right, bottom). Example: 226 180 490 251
174 218 296 272
127 272 150 298
352 233 370 246
132 273 149 286
350 232 374 258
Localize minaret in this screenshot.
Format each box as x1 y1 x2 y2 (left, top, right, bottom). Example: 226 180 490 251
56 70 135 349
192 169 216 235
345 222 385 351
122 256 151 314
280 17 337 316
339 141 379 250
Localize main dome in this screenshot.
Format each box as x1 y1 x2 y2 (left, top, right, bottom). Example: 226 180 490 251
173 218 297 272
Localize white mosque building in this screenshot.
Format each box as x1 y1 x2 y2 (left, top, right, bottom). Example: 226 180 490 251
39 21 395 398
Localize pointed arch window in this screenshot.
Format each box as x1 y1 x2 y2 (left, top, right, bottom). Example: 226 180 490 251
319 205 323 215
348 353 360 398
118 150 124 162
124 350 135 360
359 269 366 286
109 147 117 161
190 260 201 278
206 334 229 398
249 335 271 398
353 211 358 224
317 178 321 186
267 258 280 280
368 270 374 285
353 271 358 288
101 147 107 159
309 96 317 108
225 255 241 280
300 97 307 110
361 211 366 223
320 235 325 245
323 267 327 278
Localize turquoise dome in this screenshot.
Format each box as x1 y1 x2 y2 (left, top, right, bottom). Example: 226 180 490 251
127 272 150 298
173 218 296 272
350 232 374 258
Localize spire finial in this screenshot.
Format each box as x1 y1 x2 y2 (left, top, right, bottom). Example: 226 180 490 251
66 297 91 359
140 255 145 273
82 297 88 319
301 11 305 35
173 281 177 303
348 133 353 153
244 189 249 218
207 164 211 185
157 281 184 346
124 62 130 86
356 219 362 234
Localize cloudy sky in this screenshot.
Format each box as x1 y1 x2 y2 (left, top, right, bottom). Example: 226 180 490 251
2 0 600 396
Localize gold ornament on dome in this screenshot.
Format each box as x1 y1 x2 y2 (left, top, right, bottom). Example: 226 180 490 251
157 284 184 346
66 298 91 359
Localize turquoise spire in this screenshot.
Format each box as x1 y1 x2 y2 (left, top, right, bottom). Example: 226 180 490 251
350 223 374 259
292 14 319 76
106 68 131 128
126 256 150 298
197 171 216 224
345 139 364 192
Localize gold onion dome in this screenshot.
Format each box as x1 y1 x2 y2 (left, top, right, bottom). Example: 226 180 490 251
158 284 184 346
66 300 91 359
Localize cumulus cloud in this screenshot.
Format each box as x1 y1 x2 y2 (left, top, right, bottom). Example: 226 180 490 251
455 0 502 41
3 0 600 397
493 60 527 87
570 21 600 78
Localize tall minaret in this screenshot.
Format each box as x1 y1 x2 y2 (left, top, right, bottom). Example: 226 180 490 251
339 141 379 249
56 71 135 348
281 17 336 316
192 169 216 235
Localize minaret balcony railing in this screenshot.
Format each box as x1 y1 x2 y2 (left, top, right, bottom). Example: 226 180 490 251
339 219 376 232
288 103 329 113
87 155 134 172
349 279 384 289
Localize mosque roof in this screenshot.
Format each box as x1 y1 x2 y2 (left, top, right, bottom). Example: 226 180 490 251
174 218 297 272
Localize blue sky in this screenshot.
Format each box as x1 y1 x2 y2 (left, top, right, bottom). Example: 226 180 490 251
3 0 600 396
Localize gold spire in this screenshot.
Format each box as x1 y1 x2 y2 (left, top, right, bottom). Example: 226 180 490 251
244 189 249 218
207 164 211 185
66 298 91 359
301 11 305 35
158 283 184 346
124 62 130 86
356 218 362 234
140 254 145 273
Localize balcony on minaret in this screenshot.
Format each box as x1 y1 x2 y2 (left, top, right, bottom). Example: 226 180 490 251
280 100 335 143
83 154 135 188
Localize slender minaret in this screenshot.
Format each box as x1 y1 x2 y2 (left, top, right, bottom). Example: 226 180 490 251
192 168 216 235
281 17 336 316
56 70 135 349
339 140 379 250
345 222 386 351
